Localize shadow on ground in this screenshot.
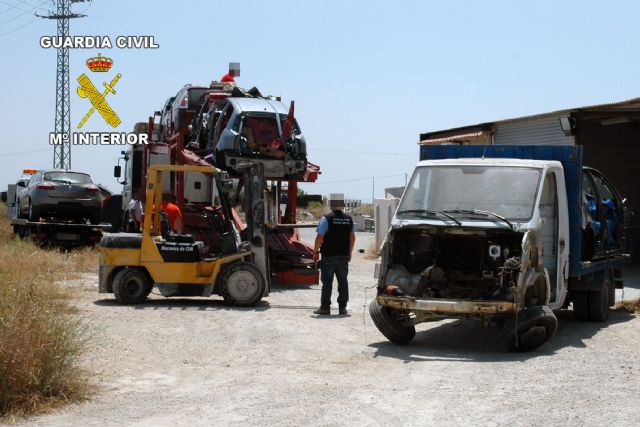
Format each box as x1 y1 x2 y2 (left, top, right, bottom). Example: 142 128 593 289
269 282 320 294
93 297 272 312
368 309 636 363
93 295 321 312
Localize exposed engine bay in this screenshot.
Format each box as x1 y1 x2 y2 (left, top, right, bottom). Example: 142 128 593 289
382 226 524 301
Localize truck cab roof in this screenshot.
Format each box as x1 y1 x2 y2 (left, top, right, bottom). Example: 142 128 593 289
416 158 562 169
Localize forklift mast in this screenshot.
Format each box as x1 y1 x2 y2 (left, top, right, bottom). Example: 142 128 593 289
240 161 271 291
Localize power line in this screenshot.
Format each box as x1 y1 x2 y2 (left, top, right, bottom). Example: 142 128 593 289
22 0 51 9
0 148 50 157
311 173 406 185
0 16 36 36
311 148 415 156
0 0 47 26
0 0 37 14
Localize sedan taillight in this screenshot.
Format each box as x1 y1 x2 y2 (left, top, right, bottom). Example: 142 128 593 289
86 184 100 193
36 182 55 190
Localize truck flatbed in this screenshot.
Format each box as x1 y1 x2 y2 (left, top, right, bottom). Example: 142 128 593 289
10 218 111 229
11 218 110 247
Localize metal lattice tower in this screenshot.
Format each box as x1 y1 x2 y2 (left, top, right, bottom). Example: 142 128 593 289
39 0 88 169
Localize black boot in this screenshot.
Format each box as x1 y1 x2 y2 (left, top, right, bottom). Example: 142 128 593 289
339 305 348 315
313 305 330 315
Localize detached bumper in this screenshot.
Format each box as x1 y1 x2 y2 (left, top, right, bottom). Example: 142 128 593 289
376 295 518 315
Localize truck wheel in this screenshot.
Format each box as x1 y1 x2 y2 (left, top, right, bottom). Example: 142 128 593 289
501 306 558 352
368 300 416 345
572 291 589 321
112 268 152 305
587 277 612 322
219 262 265 307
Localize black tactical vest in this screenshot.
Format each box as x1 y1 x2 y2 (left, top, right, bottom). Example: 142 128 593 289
320 210 353 257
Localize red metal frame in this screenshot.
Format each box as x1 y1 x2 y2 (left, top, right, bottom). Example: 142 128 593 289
139 108 321 285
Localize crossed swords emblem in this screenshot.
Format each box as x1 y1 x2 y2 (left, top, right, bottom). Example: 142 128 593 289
76 73 122 128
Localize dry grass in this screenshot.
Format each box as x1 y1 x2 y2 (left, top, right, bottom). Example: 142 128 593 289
614 298 640 314
0 209 96 419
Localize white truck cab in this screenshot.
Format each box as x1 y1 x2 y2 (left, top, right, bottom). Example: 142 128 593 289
370 149 629 352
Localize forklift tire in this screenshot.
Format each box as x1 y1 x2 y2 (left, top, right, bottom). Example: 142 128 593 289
219 262 265 307
368 300 416 345
501 306 558 352
113 268 152 305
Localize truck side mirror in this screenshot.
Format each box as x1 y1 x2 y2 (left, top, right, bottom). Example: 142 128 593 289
114 165 122 178
16 181 26 187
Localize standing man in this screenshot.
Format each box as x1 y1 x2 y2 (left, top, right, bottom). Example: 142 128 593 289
161 194 184 233
127 197 143 232
313 193 356 315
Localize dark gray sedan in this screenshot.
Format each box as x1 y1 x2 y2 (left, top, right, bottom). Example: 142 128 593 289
16 169 102 223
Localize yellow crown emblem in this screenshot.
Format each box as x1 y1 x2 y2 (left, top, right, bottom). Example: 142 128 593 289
86 53 113 72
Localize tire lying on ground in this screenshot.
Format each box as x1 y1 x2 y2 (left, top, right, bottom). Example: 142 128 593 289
219 262 265 307
113 267 153 305
501 305 558 352
369 300 416 345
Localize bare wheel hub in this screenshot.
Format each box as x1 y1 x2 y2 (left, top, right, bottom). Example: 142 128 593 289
227 270 259 300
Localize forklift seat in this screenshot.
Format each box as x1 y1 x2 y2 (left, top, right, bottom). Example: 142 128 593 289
100 233 142 249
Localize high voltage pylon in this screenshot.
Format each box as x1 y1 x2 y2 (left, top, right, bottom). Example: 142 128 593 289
38 0 89 169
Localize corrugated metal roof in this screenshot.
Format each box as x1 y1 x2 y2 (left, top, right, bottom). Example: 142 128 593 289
420 96 640 139
496 96 640 125
419 131 487 145
494 116 574 146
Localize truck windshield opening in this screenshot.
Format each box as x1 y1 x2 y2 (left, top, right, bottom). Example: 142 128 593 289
398 165 542 221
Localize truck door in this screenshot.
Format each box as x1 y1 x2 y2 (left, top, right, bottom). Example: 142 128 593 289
539 168 570 308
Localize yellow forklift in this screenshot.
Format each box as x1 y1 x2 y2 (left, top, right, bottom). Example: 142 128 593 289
98 164 268 306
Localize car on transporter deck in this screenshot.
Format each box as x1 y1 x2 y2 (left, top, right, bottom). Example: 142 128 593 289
15 169 102 223
192 96 308 179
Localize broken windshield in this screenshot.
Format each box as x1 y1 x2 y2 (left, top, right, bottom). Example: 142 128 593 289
398 165 542 221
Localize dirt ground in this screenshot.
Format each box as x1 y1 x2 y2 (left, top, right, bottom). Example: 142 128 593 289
12 230 640 427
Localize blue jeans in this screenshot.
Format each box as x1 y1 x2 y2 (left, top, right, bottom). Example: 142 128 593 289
320 256 349 307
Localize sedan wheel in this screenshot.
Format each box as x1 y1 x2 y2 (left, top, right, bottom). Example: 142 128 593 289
28 200 38 222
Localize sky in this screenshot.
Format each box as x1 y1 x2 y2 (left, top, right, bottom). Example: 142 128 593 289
1 0 639 202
